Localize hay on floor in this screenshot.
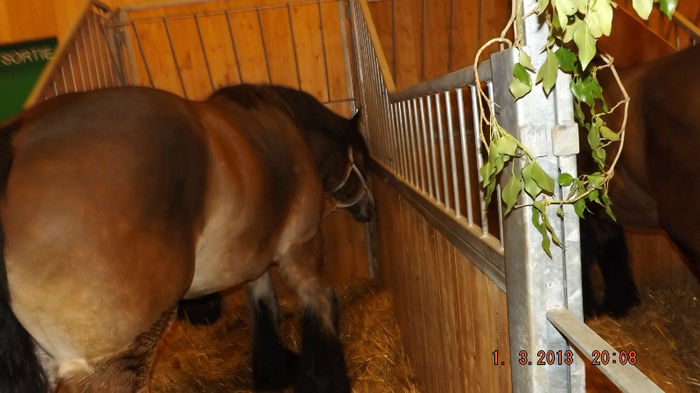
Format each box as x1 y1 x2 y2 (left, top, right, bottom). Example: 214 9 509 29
585 284 699 392
149 279 418 392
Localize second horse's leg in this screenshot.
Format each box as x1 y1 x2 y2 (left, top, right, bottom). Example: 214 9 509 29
279 234 350 393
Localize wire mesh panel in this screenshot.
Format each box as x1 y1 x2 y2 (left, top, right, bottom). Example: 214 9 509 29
24 1 123 107
107 0 355 116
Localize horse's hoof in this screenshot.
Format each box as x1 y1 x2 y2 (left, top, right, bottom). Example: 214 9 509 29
253 346 300 391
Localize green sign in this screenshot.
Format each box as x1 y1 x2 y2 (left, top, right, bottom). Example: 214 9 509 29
0 37 58 122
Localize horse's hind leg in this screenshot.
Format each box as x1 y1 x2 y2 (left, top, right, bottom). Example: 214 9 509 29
278 234 350 393
54 307 176 393
246 272 300 390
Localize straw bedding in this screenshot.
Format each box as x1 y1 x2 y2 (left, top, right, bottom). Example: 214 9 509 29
149 279 418 392
149 279 697 392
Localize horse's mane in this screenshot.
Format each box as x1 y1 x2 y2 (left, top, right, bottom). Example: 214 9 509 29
210 84 364 148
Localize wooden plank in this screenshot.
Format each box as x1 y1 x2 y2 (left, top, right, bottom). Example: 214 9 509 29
358 0 395 91
197 13 241 89
228 9 269 84
423 0 450 80
319 1 350 102
289 3 327 100
259 6 298 88
394 0 421 89
451 0 480 71
367 0 395 80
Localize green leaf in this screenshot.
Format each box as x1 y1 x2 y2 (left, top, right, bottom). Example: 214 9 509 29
558 173 574 186
527 160 555 193
531 205 552 257
571 75 603 107
522 166 542 199
632 0 654 19
588 172 604 188
557 206 564 217
535 50 560 95
493 135 519 156
562 16 582 43
510 63 532 99
555 47 577 72
658 0 678 19
574 199 586 218
588 189 600 203
554 0 578 27
520 50 535 71
585 0 613 38
538 0 550 14
602 189 616 221
502 175 522 215
574 23 597 70
600 125 620 141
480 161 493 183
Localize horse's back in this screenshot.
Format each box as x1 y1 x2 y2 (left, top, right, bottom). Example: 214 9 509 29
2 88 208 365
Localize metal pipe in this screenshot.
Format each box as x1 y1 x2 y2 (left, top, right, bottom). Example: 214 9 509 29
256 7 272 83
194 14 216 92
456 87 474 225
412 98 425 192
85 17 101 88
130 21 155 87
470 85 488 236
80 28 95 90
435 92 450 209
445 90 460 217
426 94 441 202
73 41 87 91
162 18 188 98
224 11 244 83
68 52 78 91
317 0 332 102
287 4 303 90
389 61 492 103
419 96 434 199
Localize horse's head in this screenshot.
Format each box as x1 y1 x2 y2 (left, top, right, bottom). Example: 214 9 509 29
321 112 374 222
209 84 375 222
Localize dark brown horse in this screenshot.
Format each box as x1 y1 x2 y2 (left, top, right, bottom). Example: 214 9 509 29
0 84 373 393
580 44 699 316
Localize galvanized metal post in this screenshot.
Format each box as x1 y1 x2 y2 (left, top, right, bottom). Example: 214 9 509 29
490 0 583 391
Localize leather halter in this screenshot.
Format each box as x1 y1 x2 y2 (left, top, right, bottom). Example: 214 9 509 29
325 145 372 213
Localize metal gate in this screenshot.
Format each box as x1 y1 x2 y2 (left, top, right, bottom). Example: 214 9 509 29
24 0 674 391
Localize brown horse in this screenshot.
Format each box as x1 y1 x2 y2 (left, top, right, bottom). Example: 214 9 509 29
580 44 699 316
0 84 373 393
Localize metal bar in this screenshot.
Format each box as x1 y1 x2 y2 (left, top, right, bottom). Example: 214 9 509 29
470 85 488 236
68 52 78 91
389 61 492 103
86 16 101 88
435 93 450 209
456 87 474 225
445 90 460 217
287 4 303 90
194 14 216 92
60 65 68 93
487 81 504 243
256 7 273 83
91 15 110 87
80 28 95 90
74 41 87 91
403 100 416 185
419 96 434 199
401 101 412 182
130 22 155 87
224 11 244 83
547 309 664 393
394 103 406 176
52 80 58 96
162 18 188 98
426 94 441 202
317 0 332 102
412 98 427 192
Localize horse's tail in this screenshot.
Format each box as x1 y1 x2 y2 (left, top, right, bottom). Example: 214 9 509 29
0 117 49 393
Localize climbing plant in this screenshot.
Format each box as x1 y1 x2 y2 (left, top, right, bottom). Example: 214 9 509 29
474 0 679 256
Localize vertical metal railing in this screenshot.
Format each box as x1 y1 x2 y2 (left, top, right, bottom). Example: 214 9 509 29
24 1 123 108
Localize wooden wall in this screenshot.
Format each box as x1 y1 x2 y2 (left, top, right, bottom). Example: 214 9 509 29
371 173 511 393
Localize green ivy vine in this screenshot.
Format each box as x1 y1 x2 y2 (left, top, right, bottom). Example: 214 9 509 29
475 0 679 256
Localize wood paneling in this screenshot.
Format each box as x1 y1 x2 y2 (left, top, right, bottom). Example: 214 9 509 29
372 173 512 393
